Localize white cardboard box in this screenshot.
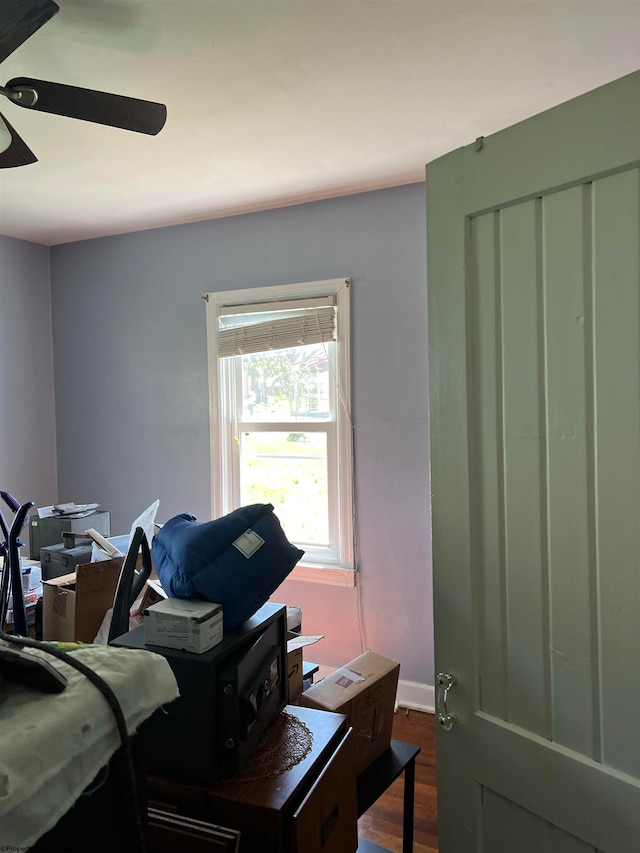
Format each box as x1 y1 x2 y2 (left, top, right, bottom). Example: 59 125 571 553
297 650 400 773
144 598 223 654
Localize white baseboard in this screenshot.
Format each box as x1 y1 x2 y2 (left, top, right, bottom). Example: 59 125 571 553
396 679 435 714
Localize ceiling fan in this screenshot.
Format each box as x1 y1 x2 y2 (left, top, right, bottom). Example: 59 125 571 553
0 0 167 168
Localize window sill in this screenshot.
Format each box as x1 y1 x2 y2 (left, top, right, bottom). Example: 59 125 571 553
289 562 357 587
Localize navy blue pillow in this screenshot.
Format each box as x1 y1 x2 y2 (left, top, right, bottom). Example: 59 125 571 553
152 504 304 628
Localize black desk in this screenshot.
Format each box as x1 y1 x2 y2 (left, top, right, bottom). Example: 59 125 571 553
356 739 421 853
303 660 320 682
358 841 391 853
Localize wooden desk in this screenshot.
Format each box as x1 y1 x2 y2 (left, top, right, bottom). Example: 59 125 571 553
147 711 419 853
148 705 358 853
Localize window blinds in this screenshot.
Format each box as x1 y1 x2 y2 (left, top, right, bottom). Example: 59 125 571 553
217 305 336 358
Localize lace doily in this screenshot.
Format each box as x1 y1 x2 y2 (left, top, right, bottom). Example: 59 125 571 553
231 710 314 782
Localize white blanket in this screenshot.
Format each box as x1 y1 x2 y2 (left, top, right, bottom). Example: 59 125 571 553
0 642 179 847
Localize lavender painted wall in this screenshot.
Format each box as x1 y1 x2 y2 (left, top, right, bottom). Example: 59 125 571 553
49 184 433 685
0 236 57 508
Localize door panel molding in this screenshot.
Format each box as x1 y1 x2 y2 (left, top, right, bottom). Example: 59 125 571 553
460 71 640 215
428 70 640 853
473 712 640 853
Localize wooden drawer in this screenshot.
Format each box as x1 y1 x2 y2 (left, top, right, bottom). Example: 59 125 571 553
205 707 352 852
147 807 240 852
291 727 358 853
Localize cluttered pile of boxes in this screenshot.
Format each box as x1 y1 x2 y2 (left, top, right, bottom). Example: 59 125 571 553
25 504 400 786
29 505 117 643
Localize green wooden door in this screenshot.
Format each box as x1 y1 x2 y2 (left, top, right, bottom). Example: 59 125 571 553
427 71 640 853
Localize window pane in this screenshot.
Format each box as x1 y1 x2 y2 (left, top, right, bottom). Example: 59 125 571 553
239 344 331 422
239 431 329 546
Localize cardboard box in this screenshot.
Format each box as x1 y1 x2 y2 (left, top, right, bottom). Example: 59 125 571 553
138 577 167 614
286 632 323 702
145 598 224 654
42 558 123 643
297 650 400 774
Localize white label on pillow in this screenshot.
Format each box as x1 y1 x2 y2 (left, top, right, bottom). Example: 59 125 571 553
233 528 265 558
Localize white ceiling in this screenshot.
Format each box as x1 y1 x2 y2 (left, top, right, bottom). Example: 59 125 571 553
0 0 638 246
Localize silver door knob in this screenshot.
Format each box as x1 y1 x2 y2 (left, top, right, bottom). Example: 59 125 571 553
436 672 458 731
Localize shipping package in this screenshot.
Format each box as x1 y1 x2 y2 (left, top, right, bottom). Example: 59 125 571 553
297 650 400 773
42 558 123 643
144 597 224 654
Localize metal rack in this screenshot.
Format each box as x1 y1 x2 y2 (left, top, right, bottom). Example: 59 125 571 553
0 492 34 636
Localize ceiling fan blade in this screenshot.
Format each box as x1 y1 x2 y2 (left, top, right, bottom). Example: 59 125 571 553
0 111 37 167
0 0 59 65
6 77 167 135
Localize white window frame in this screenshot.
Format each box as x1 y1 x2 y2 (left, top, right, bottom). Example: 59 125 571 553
205 278 355 586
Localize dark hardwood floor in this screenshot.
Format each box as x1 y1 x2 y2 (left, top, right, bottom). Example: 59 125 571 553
357 709 438 852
